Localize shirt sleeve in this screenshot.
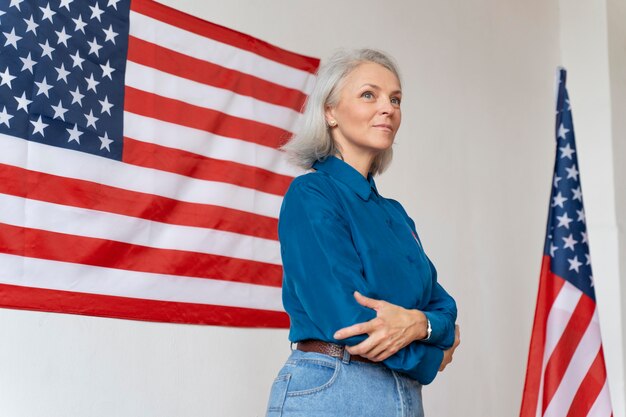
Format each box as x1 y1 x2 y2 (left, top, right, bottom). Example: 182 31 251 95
280 178 443 385
387 199 458 350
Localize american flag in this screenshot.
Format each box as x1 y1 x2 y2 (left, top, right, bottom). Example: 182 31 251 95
520 69 613 416
0 0 319 327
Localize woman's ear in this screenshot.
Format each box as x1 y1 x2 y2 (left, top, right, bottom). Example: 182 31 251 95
325 105 337 127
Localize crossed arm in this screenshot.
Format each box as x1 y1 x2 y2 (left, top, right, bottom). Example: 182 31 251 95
335 291 461 372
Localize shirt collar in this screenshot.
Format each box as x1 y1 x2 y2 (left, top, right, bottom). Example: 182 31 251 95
312 155 378 200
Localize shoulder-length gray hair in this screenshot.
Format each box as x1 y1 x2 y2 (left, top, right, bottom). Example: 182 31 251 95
281 48 401 176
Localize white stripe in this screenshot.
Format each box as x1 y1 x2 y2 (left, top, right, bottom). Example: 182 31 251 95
125 61 302 132
123 112 303 177
543 309 602 417
536 282 583 417
129 10 316 94
587 380 613 416
0 253 284 311
0 133 283 218
0 193 281 265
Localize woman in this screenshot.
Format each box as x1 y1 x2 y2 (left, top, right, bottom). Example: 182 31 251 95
266 49 460 417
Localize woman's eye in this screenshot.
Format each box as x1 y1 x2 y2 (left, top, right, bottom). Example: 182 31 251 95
391 97 401 105
361 91 374 99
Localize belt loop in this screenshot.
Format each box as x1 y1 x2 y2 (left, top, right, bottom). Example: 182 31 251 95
290 342 295 351
341 346 351 364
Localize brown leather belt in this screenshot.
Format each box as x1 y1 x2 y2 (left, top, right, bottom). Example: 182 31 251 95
296 340 376 364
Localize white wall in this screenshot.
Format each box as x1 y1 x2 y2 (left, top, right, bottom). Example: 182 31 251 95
0 1 622 416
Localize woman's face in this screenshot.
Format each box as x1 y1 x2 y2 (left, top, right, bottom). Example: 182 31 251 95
326 62 402 161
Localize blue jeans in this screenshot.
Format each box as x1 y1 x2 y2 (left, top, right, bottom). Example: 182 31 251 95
265 349 424 417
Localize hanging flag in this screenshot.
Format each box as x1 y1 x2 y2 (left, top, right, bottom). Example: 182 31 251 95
0 0 319 327
520 69 613 416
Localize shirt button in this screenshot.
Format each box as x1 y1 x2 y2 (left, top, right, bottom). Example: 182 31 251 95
385 218 393 227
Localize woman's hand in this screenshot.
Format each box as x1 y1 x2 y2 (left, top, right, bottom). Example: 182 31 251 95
439 324 460 372
333 291 429 362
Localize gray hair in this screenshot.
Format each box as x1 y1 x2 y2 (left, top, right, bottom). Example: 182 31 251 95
281 48 401 175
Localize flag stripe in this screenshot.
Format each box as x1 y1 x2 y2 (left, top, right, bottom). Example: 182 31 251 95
586 381 613 417
0 253 284 311
123 86 291 149
127 35 308 112
124 61 301 132
543 310 602 417
542 292 596 412
123 138 292 196
0 283 289 327
519 256 566 417
566 348 608 417
123 112 302 178
0 222 283 287
0 133 283 218
0 163 279 240
129 0 319 76
0 193 281 265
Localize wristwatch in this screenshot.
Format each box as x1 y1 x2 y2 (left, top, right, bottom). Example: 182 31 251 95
423 318 432 341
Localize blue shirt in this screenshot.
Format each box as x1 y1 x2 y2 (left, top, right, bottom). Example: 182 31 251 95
279 155 457 385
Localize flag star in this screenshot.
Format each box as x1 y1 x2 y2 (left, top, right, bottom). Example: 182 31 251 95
85 73 100 92
0 67 17 88
552 192 567 208
102 24 118 44
55 63 70 83
3 28 22 49
107 0 121 9
581 231 588 244
69 86 85 106
565 165 579 181
66 123 82 143
559 143 576 159
100 60 115 79
556 212 573 229
55 27 71 47
585 253 591 266
567 256 583 273
39 3 56 23
577 208 586 223
553 175 561 188
30 115 48 136
562 234 578 251
87 37 103 57
39 40 55 59
35 77 53 97
99 131 113 151
557 123 570 140
89 3 105 21
566 99 571 110
51 100 68 121
589 275 594 287
70 50 85 69
571 186 582 201
98 95 113 115
10 0 24 11
72 15 88 33
23 16 39 35
14 92 32 112
0 106 13 127
549 243 558 257
59 0 73 10
84 109 99 129
20 53 37 73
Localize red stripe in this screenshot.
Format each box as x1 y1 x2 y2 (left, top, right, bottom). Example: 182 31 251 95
129 0 319 74
0 163 278 240
542 289 596 413
520 255 567 417
123 138 292 196
0 283 289 328
127 36 308 112
566 346 608 417
0 223 282 287
123 86 291 149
